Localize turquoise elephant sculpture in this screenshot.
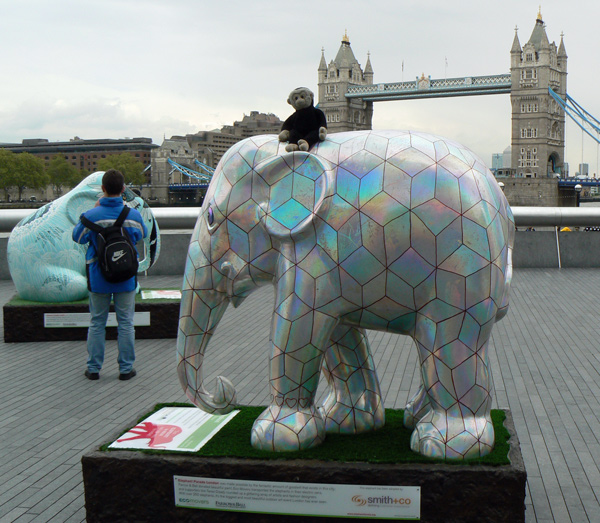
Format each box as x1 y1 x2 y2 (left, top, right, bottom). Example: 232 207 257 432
8 172 160 302
177 130 514 459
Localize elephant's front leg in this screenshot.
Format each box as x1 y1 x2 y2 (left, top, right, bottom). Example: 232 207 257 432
251 307 338 451
320 325 385 434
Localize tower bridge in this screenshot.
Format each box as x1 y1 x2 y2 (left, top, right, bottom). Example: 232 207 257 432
318 11 598 182
346 73 512 101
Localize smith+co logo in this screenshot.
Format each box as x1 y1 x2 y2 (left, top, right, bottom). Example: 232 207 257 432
352 494 412 507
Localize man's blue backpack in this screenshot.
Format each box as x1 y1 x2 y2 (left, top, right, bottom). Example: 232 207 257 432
80 206 139 283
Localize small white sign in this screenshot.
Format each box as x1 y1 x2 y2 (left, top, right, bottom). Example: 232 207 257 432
141 290 181 300
109 407 239 452
44 311 151 328
173 476 420 519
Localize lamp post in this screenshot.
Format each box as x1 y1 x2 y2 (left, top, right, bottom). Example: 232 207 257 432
574 184 582 207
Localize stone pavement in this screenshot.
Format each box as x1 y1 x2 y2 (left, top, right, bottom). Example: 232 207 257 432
0 269 599 522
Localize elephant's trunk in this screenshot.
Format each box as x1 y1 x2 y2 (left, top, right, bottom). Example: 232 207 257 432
137 212 160 272
176 287 238 414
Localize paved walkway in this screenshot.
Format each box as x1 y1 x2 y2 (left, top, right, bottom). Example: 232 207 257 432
0 269 599 522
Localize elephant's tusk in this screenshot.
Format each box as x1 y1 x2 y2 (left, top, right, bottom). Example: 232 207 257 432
226 273 234 300
220 261 245 307
229 296 245 308
220 262 235 296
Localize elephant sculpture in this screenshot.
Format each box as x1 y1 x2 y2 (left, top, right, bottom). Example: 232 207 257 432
8 172 160 302
177 130 514 459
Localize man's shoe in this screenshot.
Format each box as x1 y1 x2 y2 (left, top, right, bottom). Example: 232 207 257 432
85 370 99 380
119 369 137 381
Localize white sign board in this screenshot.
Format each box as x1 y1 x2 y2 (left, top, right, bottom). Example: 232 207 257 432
174 476 420 519
109 407 239 452
44 311 150 328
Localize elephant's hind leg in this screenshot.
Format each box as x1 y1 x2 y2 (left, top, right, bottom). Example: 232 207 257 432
320 325 385 434
403 383 431 429
410 312 495 460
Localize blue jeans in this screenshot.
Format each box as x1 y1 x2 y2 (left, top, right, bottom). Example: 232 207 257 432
87 291 136 374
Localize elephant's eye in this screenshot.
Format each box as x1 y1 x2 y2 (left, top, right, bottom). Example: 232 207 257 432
207 207 214 226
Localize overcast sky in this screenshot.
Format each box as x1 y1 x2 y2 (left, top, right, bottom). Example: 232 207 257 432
1 0 598 172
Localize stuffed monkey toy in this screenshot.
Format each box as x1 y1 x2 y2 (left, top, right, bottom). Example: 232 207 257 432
279 87 327 152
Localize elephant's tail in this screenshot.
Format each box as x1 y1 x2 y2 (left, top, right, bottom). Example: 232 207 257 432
495 209 515 323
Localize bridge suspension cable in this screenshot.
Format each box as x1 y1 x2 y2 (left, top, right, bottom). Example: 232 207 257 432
167 158 212 182
193 159 215 177
549 88 600 145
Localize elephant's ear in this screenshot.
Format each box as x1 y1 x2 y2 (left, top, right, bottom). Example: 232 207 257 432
255 152 333 239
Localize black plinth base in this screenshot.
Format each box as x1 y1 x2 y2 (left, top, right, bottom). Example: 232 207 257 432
3 298 179 342
82 411 526 523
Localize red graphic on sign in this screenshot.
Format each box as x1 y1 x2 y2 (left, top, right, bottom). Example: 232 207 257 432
117 422 182 448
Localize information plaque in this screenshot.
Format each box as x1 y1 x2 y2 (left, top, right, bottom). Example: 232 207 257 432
44 311 151 328
173 476 420 519
109 407 239 452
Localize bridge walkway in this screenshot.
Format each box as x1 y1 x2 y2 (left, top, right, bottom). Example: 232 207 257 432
0 269 599 522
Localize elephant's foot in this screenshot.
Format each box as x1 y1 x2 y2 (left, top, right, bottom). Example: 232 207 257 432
251 403 325 452
409 410 494 460
320 390 384 434
285 143 299 152
403 384 431 429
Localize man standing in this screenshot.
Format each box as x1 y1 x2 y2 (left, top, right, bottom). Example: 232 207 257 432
73 169 147 381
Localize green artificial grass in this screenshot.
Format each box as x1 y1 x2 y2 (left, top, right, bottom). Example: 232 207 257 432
8 289 181 307
104 404 510 466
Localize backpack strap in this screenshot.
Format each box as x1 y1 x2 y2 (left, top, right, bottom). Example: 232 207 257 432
80 206 130 231
114 206 130 227
80 214 103 233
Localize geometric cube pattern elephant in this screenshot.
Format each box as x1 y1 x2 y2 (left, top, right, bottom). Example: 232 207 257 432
177 130 514 459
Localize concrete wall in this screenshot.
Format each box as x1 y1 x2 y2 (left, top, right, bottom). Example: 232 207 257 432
512 230 600 268
501 178 577 207
556 231 600 267
512 231 559 268
0 231 194 282
0 234 10 280
144 231 192 276
1 230 599 282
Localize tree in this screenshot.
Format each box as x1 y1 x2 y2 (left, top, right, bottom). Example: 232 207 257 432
47 155 81 197
98 154 146 186
0 149 17 202
12 153 48 201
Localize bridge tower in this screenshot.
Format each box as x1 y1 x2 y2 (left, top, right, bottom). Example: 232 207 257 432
510 10 568 177
318 32 373 132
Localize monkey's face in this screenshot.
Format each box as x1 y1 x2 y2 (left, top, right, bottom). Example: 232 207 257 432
288 88 313 110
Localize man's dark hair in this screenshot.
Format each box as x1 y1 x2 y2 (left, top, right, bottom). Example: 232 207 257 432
102 169 125 196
